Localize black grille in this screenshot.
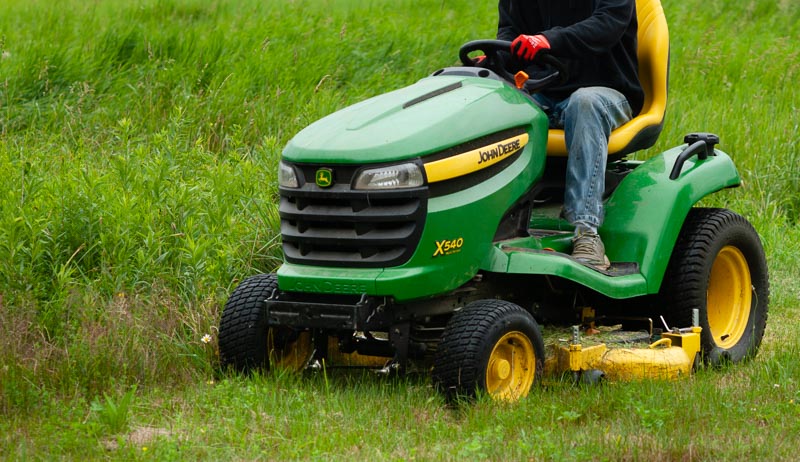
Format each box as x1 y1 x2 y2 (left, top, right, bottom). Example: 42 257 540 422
279 163 428 268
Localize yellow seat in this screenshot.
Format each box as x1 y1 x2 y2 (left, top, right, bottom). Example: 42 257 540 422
546 0 669 158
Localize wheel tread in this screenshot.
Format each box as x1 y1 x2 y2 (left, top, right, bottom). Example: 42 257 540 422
659 208 769 365
432 300 543 400
218 273 278 371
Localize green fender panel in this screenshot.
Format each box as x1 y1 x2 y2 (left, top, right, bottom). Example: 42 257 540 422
486 145 741 299
602 145 740 294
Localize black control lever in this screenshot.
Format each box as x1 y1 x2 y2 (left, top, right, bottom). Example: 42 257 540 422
669 133 720 180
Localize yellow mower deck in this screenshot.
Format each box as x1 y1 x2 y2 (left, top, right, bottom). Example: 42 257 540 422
543 324 702 381
271 316 704 384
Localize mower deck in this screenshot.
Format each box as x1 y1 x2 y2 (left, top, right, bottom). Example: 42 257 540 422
542 323 702 382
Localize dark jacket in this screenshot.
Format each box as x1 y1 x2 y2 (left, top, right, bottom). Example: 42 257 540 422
498 0 644 115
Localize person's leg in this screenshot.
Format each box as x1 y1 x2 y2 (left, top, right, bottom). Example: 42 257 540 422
531 93 559 126
557 87 632 268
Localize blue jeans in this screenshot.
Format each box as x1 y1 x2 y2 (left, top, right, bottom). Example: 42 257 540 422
534 87 632 231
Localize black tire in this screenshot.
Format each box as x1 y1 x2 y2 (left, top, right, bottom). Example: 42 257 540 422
432 300 545 402
659 208 769 366
218 273 277 371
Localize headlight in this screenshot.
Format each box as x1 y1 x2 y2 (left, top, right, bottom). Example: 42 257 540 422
278 161 299 188
353 162 424 190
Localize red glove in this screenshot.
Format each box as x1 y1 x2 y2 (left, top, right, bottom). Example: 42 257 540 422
511 34 551 61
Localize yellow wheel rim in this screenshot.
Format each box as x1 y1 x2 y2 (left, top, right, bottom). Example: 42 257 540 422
268 330 312 371
707 245 752 349
485 331 536 401
268 331 387 370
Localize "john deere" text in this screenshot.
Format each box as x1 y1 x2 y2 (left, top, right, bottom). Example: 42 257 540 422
477 139 522 164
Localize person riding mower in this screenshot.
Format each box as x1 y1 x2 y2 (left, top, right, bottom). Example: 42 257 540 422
218 0 768 401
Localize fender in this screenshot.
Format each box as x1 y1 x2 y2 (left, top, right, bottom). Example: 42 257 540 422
602 144 741 293
484 144 740 299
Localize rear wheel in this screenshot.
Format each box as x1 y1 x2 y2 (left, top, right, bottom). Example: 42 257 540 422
432 300 545 402
218 274 311 372
659 208 769 366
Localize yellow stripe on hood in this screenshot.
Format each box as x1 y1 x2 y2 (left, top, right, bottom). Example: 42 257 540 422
424 133 528 183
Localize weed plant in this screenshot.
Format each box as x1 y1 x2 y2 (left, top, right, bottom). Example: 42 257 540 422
1 0 799 459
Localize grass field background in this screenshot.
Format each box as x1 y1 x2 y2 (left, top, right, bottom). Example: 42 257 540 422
1 0 799 459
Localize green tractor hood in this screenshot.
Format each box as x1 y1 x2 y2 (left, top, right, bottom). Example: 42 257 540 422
282 74 540 164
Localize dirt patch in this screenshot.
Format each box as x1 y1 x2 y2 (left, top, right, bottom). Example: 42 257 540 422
102 426 173 450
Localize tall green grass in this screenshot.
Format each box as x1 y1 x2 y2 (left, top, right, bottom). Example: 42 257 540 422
652 0 800 223
1 0 799 459
0 0 495 418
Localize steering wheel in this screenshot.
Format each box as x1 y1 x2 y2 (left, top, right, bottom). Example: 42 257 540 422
459 39 568 93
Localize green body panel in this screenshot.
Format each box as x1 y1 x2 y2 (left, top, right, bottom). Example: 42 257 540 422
276 69 741 302
282 75 540 164
602 146 740 293
481 146 741 298
375 137 546 301
278 74 550 301
490 245 649 298
277 264 379 294
278 128 549 301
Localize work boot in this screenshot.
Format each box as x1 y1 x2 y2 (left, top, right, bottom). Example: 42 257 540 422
571 229 611 270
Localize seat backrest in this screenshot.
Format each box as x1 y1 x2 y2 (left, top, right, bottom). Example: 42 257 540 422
546 0 669 157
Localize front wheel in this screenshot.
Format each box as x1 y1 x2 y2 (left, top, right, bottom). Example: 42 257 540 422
218 274 311 372
432 300 545 402
659 208 769 366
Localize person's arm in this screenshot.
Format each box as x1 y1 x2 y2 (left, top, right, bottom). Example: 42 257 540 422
497 0 517 42
498 0 543 42
541 0 635 56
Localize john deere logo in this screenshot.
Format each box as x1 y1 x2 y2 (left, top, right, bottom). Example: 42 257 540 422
315 168 333 188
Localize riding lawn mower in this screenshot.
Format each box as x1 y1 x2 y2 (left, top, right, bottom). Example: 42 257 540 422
218 0 768 401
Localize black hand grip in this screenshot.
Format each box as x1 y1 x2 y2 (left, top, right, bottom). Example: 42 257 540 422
669 133 720 180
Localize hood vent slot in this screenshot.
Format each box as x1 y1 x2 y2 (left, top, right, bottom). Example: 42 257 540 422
403 82 463 109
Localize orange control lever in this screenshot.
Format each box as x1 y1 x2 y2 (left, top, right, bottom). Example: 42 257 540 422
514 71 529 89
